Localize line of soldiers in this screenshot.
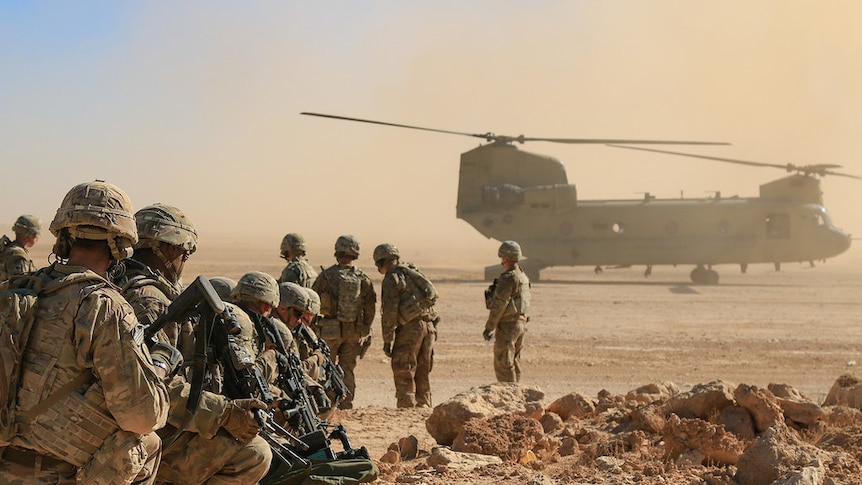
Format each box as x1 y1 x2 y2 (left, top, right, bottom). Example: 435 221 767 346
0 181 375 484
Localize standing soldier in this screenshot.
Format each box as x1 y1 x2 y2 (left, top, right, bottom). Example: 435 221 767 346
312 235 376 410
483 240 531 383
0 214 41 279
278 232 318 287
0 180 170 483
117 205 273 485
374 243 438 408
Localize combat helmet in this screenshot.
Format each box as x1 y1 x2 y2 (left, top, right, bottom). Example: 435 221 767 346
280 233 307 257
498 240 522 261
49 180 138 260
209 276 237 301
334 235 360 258
373 243 399 266
135 204 198 254
231 271 280 308
13 214 41 238
278 282 308 312
304 287 321 316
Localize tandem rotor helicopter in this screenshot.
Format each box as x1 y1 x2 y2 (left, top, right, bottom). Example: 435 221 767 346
301 112 856 284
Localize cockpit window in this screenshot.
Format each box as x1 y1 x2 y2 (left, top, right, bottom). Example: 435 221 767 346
766 213 790 239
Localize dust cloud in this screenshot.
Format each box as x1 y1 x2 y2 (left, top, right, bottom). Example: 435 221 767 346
2 2 860 270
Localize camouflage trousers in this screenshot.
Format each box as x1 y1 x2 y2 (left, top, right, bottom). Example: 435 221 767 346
492 315 527 383
319 320 363 409
155 429 271 485
391 319 435 408
0 431 161 485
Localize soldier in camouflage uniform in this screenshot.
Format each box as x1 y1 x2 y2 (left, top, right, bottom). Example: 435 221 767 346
483 240 531 383
374 243 438 408
115 205 272 485
278 233 318 288
0 180 171 484
311 235 376 410
0 214 41 280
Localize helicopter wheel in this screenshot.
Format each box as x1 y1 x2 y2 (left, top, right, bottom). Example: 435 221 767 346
594 266 603 275
644 265 652 278
690 266 719 285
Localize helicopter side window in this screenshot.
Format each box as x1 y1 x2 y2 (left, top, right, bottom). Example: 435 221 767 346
482 184 524 208
765 213 790 239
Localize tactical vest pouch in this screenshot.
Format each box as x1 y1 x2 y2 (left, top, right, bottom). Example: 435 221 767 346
78 429 153 485
484 279 497 310
318 317 342 341
400 264 437 323
398 295 423 324
513 271 531 314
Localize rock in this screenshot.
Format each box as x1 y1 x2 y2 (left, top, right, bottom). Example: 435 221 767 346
547 392 595 420
823 374 862 409
398 435 419 460
734 383 784 433
540 411 564 433
426 446 502 473
735 423 831 485
625 381 680 405
665 380 735 420
452 413 545 461
626 403 666 434
426 382 545 445
768 383 826 429
558 437 577 457
379 449 400 463
663 414 744 465
716 405 756 442
595 455 624 472
770 461 826 485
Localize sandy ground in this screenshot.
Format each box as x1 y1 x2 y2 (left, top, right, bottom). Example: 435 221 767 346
29 243 862 483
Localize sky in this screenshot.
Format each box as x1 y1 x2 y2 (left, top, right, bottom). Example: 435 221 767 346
2 1 861 267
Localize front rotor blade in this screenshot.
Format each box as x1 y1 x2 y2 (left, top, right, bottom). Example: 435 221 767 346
301 112 493 141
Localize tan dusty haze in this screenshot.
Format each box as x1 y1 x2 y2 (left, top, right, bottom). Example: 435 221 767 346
1 2 861 262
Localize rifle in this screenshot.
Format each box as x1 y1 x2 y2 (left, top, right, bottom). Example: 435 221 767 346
295 322 349 408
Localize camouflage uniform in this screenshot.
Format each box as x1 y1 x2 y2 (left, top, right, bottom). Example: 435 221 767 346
0 215 41 280
312 261 375 409
1 182 170 484
121 206 272 485
278 233 318 288
0 241 36 279
485 241 531 383
379 255 437 408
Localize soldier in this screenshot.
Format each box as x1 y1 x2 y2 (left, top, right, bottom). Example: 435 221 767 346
117 205 272 485
483 240 531 383
0 214 41 280
278 232 318 287
311 235 376 410
374 243 438 408
0 180 170 484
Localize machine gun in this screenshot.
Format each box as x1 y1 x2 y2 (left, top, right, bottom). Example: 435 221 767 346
295 322 349 408
151 276 310 466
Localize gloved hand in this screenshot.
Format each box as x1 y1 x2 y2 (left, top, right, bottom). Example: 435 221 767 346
482 329 494 341
220 398 268 442
313 387 331 413
383 342 392 357
149 342 183 378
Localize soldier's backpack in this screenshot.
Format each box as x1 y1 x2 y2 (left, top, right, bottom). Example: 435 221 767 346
0 274 43 446
333 267 364 323
0 235 13 281
398 263 439 323
0 271 104 448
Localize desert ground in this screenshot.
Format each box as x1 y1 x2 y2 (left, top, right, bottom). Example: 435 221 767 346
29 242 862 483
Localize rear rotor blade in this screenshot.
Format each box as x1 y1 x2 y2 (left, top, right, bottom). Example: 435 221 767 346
301 112 495 141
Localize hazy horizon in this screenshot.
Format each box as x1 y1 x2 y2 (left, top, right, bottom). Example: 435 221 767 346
3 2 861 272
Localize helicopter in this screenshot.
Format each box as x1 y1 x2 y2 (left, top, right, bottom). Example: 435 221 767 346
301 112 856 284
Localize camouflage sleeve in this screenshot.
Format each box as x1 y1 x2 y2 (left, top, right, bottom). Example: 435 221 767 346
380 272 402 344
361 276 376 334
485 271 516 332
5 249 33 277
164 375 229 439
125 285 172 338
82 289 170 435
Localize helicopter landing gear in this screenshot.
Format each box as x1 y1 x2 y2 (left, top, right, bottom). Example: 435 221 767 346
594 265 603 275
690 265 719 285
740 263 748 274
774 262 781 272
644 265 652 278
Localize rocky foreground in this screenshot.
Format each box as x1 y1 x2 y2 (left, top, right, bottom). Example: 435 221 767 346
364 374 862 485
